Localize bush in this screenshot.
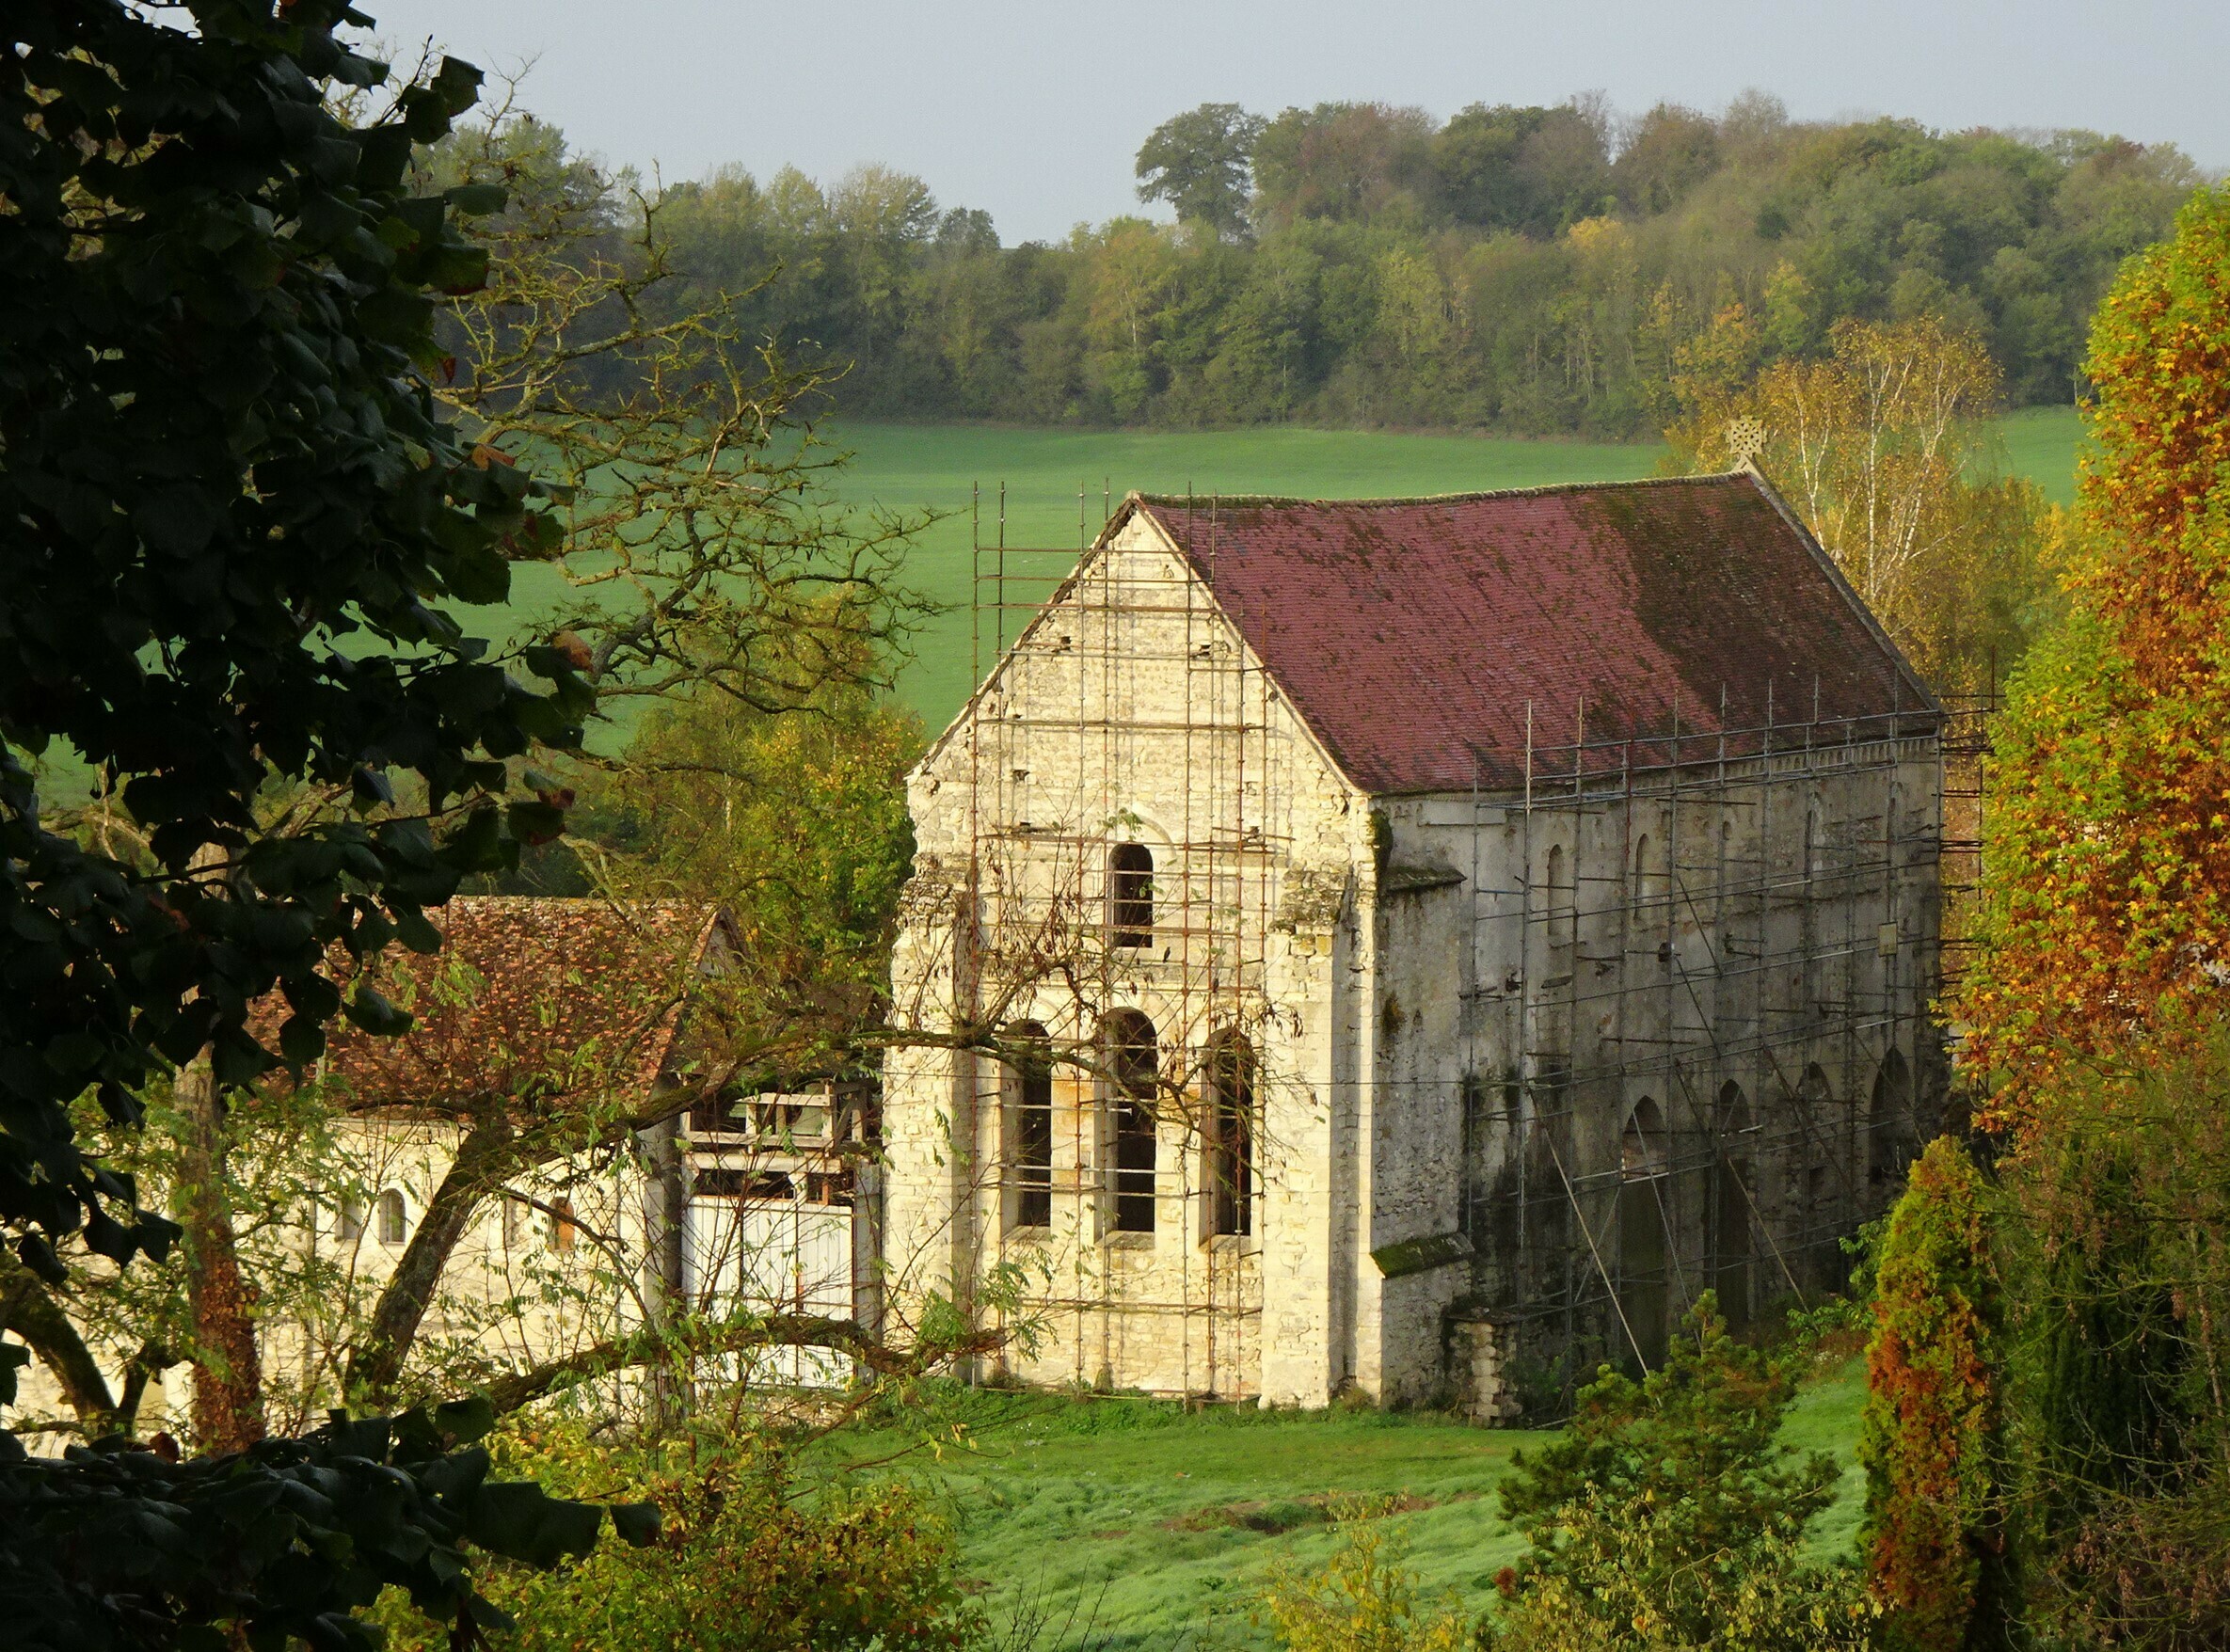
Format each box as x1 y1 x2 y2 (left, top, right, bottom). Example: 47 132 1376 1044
1485 1490 1877 1652
1999 1033 2230 1648
1257 1500 1474 1652
376 1422 984 1652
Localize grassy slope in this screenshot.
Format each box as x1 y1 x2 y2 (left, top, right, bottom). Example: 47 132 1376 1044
819 1355 1869 1652
820 425 1670 738
832 410 2083 736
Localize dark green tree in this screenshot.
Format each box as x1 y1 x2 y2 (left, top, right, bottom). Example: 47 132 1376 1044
2 0 592 1274
0 2 657 1643
1135 102 1266 240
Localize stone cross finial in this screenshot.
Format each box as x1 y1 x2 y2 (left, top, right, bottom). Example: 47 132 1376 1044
1723 417 1768 470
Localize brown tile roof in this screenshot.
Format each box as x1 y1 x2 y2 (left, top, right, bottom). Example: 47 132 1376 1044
1127 473 1936 794
303 898 727 1112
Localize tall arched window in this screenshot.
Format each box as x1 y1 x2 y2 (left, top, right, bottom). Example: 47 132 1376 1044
1869 1049 1916 1198
1633 833 1655 905
1205 1032 1256 1238
1104 1009 1158 1233
375 1187 407 1247
1545 843 1573 951
548 1196 577 1254
1617 1098 1670 1369
1712 1082 1756 1329
1109 843 1155 948
1008 1022 1054 1231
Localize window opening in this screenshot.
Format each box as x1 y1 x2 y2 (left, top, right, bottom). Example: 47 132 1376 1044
1109 843 1155 948
1106 1009 1158 1233
1618 1098 1670 1368
1206 1032 1256 1237
1870 1050 1916 1193
1545 843 1574 951
374 1188 406 1247
549 1195 577 1254
1712 1083 1756 1329
1009 1022 1054 1230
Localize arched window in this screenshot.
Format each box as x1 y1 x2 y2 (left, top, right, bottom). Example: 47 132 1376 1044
1545 843 1573 950
1712 1082 1756 1329
1109 843 1155 948
1617 1098 1670 1369
1007 1022 1054 1231
1633 833 1655 905
338 1196 367 1243
1869 1049 1917 1198
375 1187 407 1247
548 1196 577 1254
1104 1009 1158 1233
1205 1032 1256 1238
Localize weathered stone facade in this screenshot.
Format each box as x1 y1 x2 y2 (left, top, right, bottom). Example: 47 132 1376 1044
884 478 1944 1417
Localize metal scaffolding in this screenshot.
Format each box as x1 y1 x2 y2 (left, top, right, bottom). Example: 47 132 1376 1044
957 488 1283 1401
944 488 1968 1415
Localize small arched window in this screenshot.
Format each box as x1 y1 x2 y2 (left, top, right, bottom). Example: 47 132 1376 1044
1008 1022 1054 1231
1104 1009 1158 1233
1109 843 1155 948
549 1196 577 1255
1205 1032 1256 1238
1633 834 1654 904
374 1188 407 1247
338 1196 367 1243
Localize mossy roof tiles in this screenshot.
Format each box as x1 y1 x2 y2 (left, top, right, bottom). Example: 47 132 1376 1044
1129 473 1935 795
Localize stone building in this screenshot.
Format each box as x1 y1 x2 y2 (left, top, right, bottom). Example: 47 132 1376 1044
883 473 1944 1417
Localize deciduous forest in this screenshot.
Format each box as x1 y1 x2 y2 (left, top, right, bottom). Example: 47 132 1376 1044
630 95 2199 434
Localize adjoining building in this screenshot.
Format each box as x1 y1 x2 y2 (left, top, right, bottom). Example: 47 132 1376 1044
883 473 1945 1417
6 897 880 1438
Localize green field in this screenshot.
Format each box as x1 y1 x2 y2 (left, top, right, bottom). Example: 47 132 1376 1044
818 1356 1869 1652
824 410 2083 736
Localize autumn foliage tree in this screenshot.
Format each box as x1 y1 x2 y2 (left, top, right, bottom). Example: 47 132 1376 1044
1671 312 2055 694
1956 183 2230 1118
1861 1137 2007 1652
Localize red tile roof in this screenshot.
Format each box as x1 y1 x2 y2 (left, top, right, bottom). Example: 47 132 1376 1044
298 898 727 1112
1127 474 1935 794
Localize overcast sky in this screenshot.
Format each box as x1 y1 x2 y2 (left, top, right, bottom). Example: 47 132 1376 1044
357 0 2228 245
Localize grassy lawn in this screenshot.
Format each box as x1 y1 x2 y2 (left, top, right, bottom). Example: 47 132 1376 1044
815 1355 1869 1652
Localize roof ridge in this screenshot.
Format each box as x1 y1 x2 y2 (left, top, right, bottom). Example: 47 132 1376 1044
1133 471 1747 513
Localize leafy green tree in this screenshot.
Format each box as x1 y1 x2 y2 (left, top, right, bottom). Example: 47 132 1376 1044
1136 103 1267 242
4 0 588 1279
600 668 924 1083
1251 103 1438 227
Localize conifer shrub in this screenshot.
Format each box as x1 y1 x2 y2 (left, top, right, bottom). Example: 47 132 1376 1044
1859 1137 2007 1651
1486 1295 1875 1651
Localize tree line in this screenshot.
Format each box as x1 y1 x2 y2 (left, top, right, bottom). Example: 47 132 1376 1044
635 93 2201 435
